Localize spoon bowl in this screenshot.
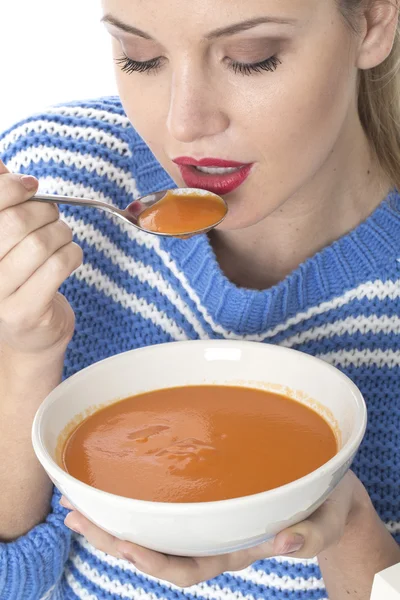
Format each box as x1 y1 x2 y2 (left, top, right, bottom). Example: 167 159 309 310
31 188 227 238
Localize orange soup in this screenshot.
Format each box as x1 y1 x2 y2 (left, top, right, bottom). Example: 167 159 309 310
138 190 227 234
62 386 337 503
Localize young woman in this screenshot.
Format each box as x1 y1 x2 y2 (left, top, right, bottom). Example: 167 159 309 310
0 1 399 598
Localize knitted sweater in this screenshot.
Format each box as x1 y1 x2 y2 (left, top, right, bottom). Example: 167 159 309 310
0 97 399 600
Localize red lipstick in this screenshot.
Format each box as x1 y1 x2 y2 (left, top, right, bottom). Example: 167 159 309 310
173 157 253 195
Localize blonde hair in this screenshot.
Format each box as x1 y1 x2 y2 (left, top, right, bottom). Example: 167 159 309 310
340 0 400 191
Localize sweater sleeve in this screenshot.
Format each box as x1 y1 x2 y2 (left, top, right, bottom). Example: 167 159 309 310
0 109 95 600
0 487 72 600
0 97 141 600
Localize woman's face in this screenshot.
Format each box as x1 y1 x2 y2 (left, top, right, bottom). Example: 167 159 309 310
102 0 360 230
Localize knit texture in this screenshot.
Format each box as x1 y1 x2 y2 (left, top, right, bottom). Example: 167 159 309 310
0 97 399 600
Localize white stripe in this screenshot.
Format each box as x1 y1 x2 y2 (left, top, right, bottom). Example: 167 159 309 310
74 537 324 595
36 176 206 338
65 570 99 600
229 567 324 592
36 176 156 253
73 262 189 342
242 279 400 342
0 119 130 156
141 234 400 342
2 112 399 345
63 214 208 339
282 314 400 348
271 555 318 566
387 522 400 535
40 584 56 600
36 175 138 205
9 160 400 346
6 147 136 197
39 175 400 345
45 104 131 128
317 348 400 368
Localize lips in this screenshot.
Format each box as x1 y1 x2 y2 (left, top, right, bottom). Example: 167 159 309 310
173 157 253 195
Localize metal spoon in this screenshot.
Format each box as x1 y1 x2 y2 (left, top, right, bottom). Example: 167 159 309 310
30 188 227 238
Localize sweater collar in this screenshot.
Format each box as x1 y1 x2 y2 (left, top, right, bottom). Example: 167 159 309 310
127 126 400 336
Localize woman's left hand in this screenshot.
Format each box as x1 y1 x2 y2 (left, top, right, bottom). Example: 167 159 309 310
61 470 364 588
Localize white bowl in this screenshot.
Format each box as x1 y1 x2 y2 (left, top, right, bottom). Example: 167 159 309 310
32 340 367 557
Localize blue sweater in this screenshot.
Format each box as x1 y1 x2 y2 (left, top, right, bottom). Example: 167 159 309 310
0 97 399 600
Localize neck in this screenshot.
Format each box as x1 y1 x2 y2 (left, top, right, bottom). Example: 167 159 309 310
210 117 391 290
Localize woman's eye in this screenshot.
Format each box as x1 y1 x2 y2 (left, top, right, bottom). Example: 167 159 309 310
229 55 281 76
115 53 281 77
115 54 164 75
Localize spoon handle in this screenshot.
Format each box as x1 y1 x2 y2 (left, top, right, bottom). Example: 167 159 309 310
31 193 124 219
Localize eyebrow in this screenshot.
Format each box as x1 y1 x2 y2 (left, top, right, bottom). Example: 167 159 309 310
101 14 296 41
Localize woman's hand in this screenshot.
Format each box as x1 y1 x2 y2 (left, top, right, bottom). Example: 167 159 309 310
0 158 82 356
61 470 363 588
0 158 83 539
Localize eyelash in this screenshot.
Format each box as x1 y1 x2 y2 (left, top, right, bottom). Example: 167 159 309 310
115 54 281 76
115 55 164 74
231 55 281 75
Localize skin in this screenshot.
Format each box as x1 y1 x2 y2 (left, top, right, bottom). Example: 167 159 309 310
61 1 400 597
102 0 392 288
0 0 398 597
0 161 82 539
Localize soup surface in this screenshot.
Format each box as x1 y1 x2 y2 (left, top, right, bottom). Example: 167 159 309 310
137 190 227 234
62 386 337 502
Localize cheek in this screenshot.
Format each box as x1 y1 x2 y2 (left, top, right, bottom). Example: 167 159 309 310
118 78 159 137
118 76 181 183
115 65 168 159
240 35 356 186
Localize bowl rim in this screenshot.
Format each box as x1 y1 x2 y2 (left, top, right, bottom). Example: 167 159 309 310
32 340 367 513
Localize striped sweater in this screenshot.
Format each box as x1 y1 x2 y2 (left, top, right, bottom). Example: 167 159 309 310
0 97 399 600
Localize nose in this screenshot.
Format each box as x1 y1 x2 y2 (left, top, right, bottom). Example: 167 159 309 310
166 63 229 143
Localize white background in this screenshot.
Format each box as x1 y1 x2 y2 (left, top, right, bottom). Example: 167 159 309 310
0 1 118 133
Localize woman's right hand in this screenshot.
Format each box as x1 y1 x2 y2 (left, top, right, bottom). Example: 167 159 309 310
0 158 83 355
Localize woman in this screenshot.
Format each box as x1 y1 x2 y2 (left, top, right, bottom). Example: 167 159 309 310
0 0 399 598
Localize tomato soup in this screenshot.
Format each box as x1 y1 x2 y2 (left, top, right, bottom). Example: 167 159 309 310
62 386 337 503
138 190 227 235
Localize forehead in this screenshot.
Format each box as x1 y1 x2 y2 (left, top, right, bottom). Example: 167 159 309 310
101 0 327 38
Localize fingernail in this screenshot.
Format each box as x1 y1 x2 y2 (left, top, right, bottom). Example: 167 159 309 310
20 175 38 190
280 534 305 555
60 496 74 510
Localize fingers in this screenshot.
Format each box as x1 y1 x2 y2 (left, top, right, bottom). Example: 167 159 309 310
0 242 83 329
117 545 259 588
61 502 238 588
117 543 205 587
0 200 59 260
272 473 355 559
0 159 81 352
0 166 39 212
272 509 337 559
64 510 123 555
62 506 273 589
0 219 72 301
61 498 121 554
62 504 206 587
60 496 74 510
60 473 357 589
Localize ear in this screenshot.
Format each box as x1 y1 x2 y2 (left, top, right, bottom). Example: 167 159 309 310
356 0 399 70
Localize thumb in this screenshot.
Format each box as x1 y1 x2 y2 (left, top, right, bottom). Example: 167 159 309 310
272 475 355 559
